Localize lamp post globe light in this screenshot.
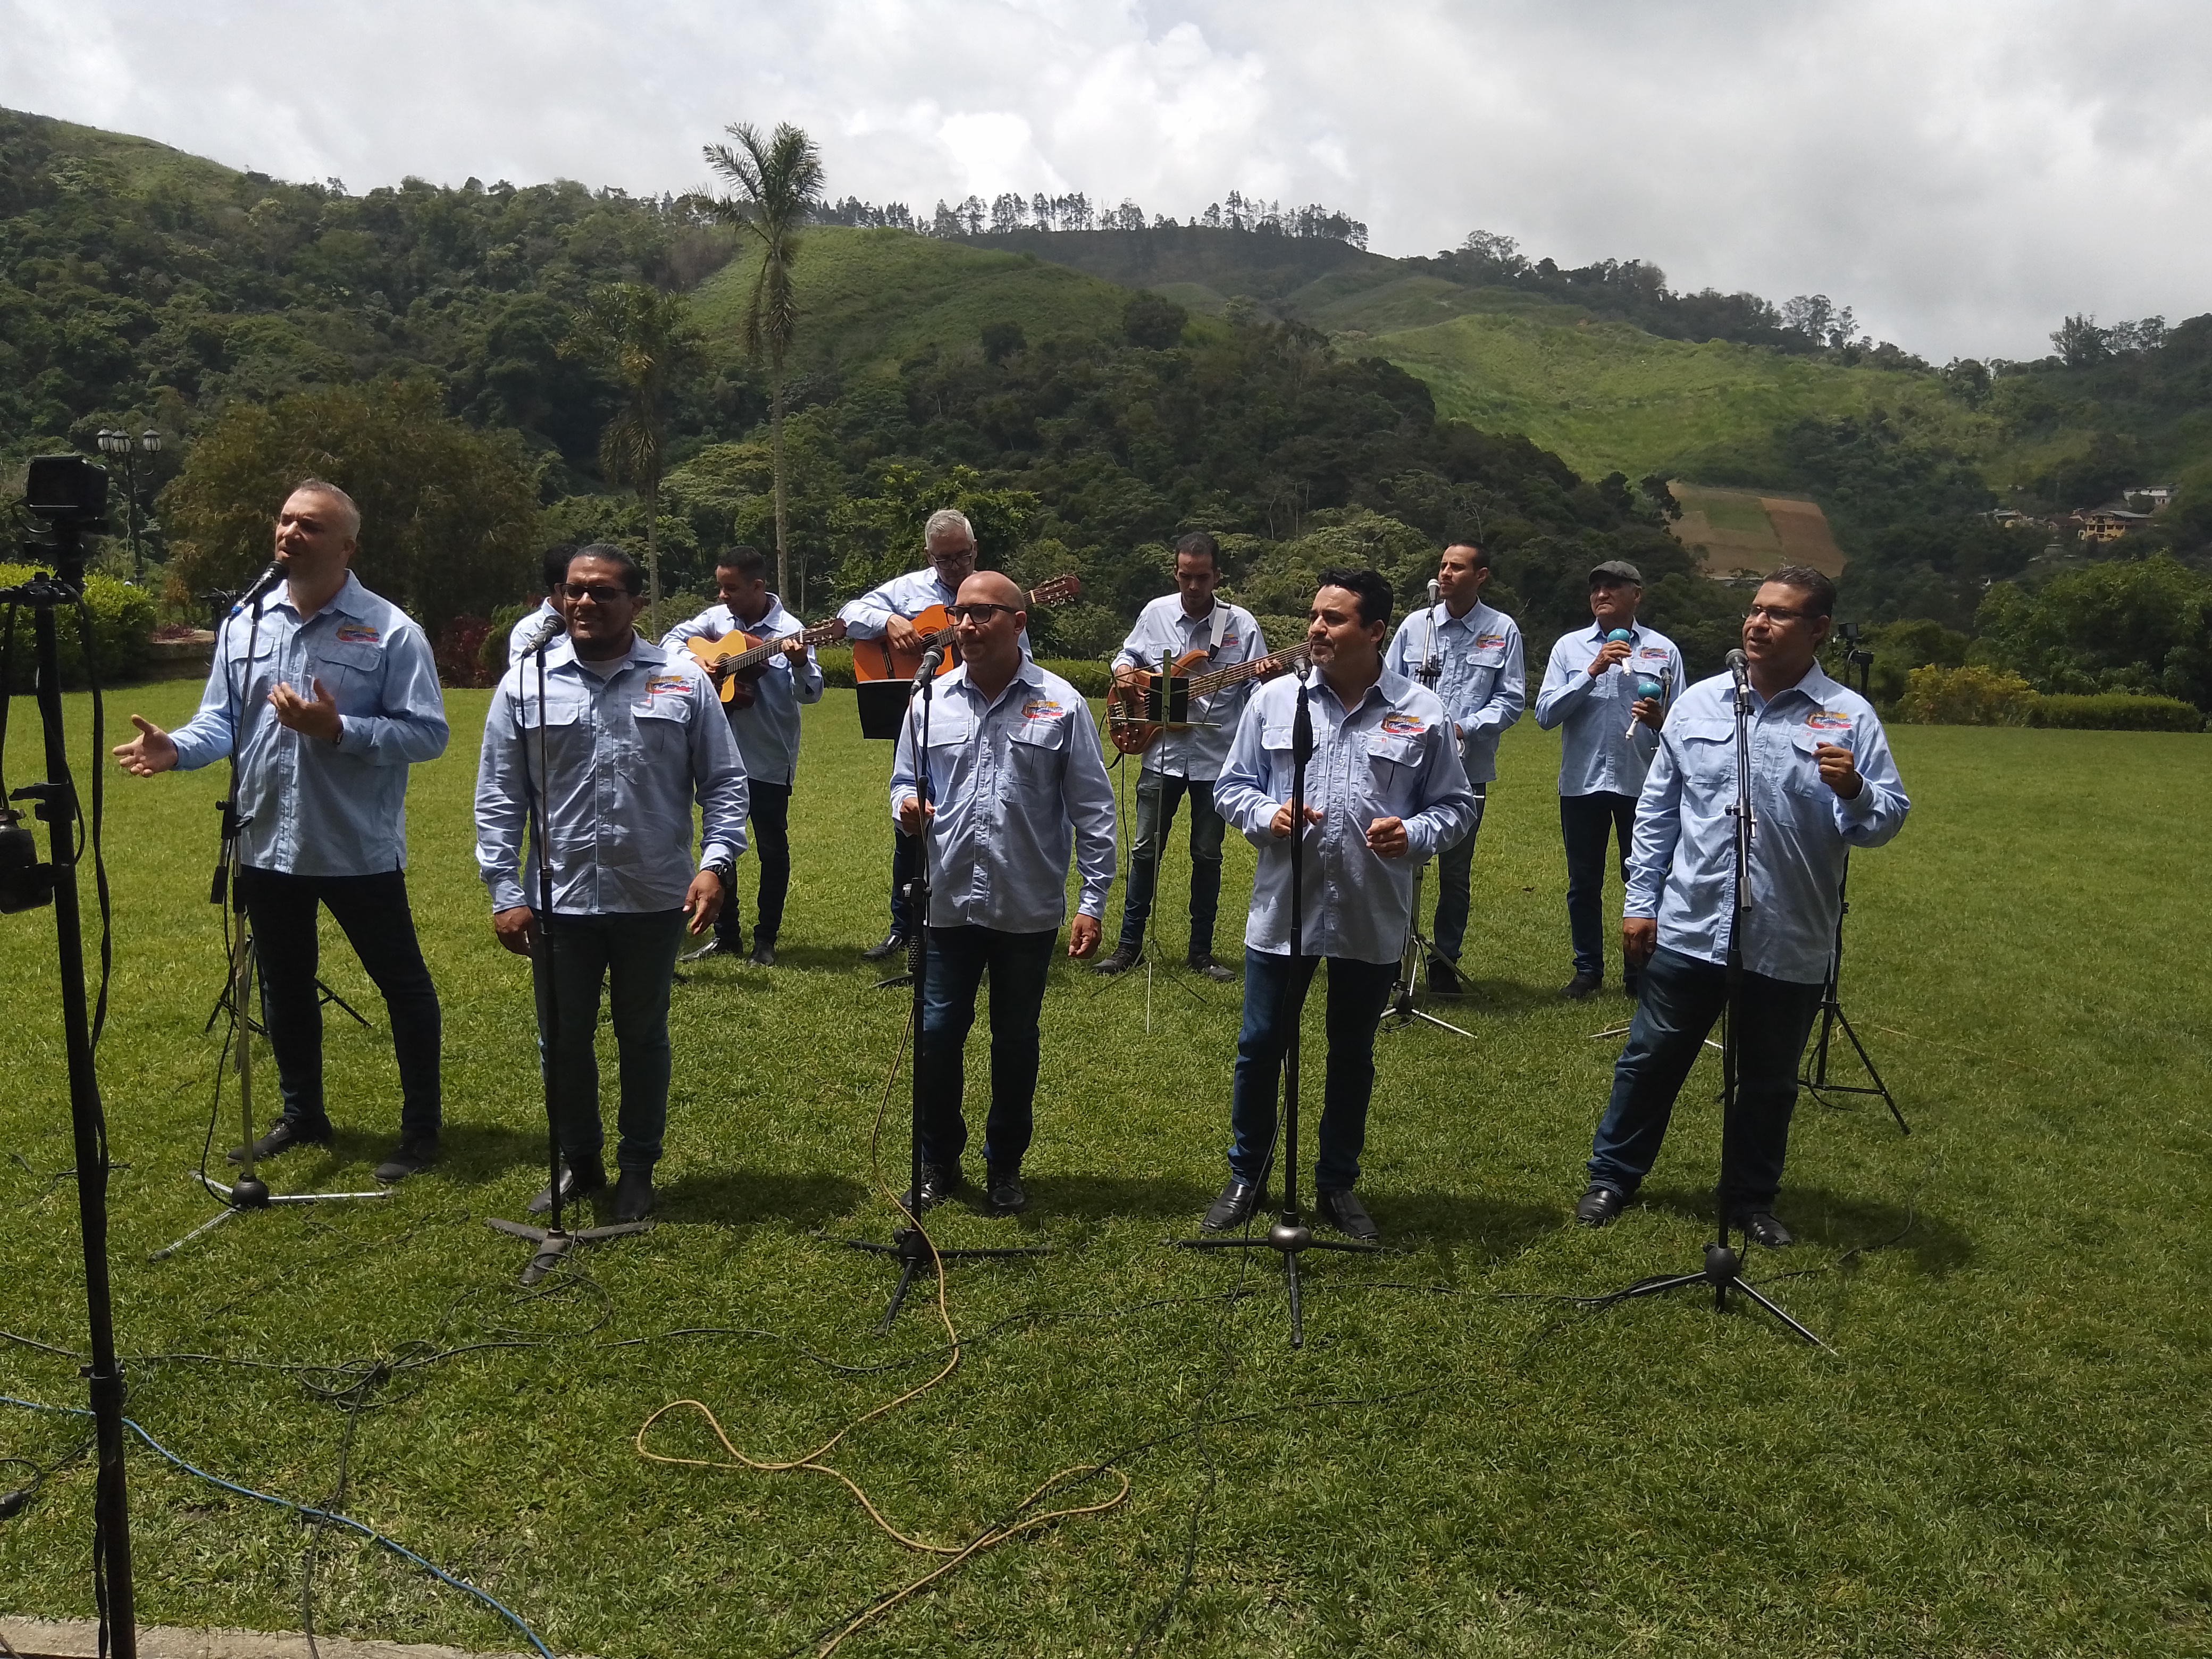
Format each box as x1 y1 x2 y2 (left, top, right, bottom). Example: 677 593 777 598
94 427 161 582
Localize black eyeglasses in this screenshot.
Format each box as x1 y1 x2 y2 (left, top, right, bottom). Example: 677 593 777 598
946 602 1018 623
564 583 630 603
1744 604 1812 623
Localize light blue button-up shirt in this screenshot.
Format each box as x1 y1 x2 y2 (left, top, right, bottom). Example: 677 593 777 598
1110 596 1269 781
660 596 824 788
887 659 1116 933
1215 668 1478 965
167 572 448 877
1535 620 1687 798
1627 664 1909 984
506 598 560 669
474 636 749 916
839 567 1030 660
1384 600 1524 784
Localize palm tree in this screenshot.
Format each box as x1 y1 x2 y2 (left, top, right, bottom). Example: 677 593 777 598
696 121 824 606
562 282 704 634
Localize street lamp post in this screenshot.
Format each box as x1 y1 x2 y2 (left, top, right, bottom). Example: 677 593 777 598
94 428 162 582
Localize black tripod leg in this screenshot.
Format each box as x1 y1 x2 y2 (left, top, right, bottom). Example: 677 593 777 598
1285 1250 1304 1350
1834 1008 1908 1135
877 1255 927 1337
1729 1277 1833 1350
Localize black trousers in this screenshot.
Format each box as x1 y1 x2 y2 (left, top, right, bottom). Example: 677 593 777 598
1561 790 1639 985
717 780 792 947
235 866 441 1140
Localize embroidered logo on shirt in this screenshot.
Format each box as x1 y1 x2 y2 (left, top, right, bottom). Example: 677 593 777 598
1636 646 1669 662
1806 709 1851 731
1473 632 1507 650
1379 711 1428 736
1021 698 1065 720
647 675 690 697
333 624 381 645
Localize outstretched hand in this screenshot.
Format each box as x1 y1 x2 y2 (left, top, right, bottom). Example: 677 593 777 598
112 715 178 776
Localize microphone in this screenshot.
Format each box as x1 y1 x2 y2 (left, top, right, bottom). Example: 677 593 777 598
1725 648 1750 697
1427 579 1440 609
230 562 286 614
517 611 566 656
912 642 943 688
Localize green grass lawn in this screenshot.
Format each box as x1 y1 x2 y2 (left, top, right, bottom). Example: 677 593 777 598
1 685 2206 1657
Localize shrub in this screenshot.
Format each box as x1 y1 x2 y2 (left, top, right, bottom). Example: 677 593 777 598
1892 664 2035 725
0 563 158 691
2023 693 2205 732
435 615 497 689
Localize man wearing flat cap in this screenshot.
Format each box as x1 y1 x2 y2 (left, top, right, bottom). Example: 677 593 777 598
1534 560 1685 999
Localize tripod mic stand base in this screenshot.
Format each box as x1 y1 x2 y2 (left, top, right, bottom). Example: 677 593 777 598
1172 1210 1381 1348
487 1216 652 1287
843 1224 1047 1337
1608 1237 1833 1351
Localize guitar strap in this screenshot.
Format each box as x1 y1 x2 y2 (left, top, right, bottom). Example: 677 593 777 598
1205 601 1230 659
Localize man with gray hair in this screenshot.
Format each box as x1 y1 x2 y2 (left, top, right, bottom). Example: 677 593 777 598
839 508 1029 962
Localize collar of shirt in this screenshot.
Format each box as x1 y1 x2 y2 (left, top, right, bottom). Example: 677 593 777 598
273 569 369 625
940 653 1044 711
542 634 668 678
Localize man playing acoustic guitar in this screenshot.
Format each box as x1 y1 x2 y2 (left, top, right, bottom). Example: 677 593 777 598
1093 531 1268 983
661 545 824 967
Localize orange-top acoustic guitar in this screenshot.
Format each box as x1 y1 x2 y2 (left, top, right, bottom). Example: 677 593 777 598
849 574 1083 682
683 617 847 709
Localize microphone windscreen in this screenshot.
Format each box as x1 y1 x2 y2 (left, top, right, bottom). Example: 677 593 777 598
1605 628 1633 644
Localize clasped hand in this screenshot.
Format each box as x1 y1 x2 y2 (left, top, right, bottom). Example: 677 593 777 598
269 677 342 744
1267 801 1409 858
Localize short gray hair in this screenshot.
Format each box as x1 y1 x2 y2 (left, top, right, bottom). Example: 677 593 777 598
924 508 975 548
289 477 361 539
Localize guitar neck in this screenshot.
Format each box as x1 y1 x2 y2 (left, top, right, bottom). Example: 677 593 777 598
724 621 837 672
1185 642 1310 698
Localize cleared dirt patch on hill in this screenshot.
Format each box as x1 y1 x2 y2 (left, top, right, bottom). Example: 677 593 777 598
1669 482 1845 579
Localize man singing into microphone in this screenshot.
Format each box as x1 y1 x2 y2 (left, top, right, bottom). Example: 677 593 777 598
889 572 1115 1217
1208 568 1477 1242
1574 566 1908 1246
1382 540 1523 996
475 544 748 1224
113 480 450 1183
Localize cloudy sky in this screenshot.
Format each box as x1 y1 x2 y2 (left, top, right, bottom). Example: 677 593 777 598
7 1 2207 361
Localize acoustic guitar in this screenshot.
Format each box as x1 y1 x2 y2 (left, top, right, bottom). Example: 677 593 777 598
1107 640 1313 756
849 574 1083 683
684 617 847 708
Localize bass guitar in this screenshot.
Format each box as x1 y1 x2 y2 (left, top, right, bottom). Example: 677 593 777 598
684 617 847 708
850 574 1083 683
1107 640 1313 756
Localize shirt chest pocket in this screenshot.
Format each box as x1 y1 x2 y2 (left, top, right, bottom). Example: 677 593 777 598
632 696 693 757
1007 715 1067 785
1672 723 1738 798
1364 732 1422 799
308 640 381 706
1782 728 1839 797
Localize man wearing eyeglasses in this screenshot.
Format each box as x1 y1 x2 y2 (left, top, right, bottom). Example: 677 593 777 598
889 573 1115 1217
840 508 1031 965
475 544 749 1225
1574 565 1908 1248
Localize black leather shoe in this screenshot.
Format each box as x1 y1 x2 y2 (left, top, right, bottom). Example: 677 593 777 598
861 931 907 962
749 940 777 967
897 1162 962 1216
1187 953 1236 983
1091 943 1140 976
227 1116 332 1164
1732 1209 1795 1249
1576 1184 1628 1226
373 1137 439 1184
611 1169 654 1224
1426 958 1463 997
1316 1187 1380 1242
985 1166 1028 1214
1200 1179 1261 1232
526 1156 607 1216
1558 972 1602 1000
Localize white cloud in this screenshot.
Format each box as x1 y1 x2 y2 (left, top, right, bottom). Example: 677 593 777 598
3 0 2208 359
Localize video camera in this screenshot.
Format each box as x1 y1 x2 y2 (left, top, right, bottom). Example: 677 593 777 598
18 455 110 581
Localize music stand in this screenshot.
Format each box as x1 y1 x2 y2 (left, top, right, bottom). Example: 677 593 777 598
1173 666 1378 1348
484 637 649 1286
844 653 1044 1334
1601 657 1829 1349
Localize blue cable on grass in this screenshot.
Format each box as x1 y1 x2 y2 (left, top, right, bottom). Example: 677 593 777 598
0 1394 554 1659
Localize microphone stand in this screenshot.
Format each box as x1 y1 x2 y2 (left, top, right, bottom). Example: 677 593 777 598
1606 656 1829 1347
1800 642 1906 1132
155 574 390 1261
1174 664 1379 1348
488 634 651 1285
1385 586 1474 1040
844 648 1044 1335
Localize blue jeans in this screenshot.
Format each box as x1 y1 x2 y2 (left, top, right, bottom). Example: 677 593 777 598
1586 944 1824 1211
915 925 1058 1172
1115 773 1225 954
717 780 791 948
539 910 686 1172
237 867 441 1139
1561 791 1638 984
1429 784 1487 963
1228 950 1398 1193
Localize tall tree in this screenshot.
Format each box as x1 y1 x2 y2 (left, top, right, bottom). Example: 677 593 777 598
561 282 705 633
696 120 825 607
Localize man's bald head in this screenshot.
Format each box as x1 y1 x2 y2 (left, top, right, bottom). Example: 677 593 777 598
959 571 1024 609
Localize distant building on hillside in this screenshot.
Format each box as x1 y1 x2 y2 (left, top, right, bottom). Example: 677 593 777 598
2124 484 2179 508
1985 508 2048 531
2075 506 2155 543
